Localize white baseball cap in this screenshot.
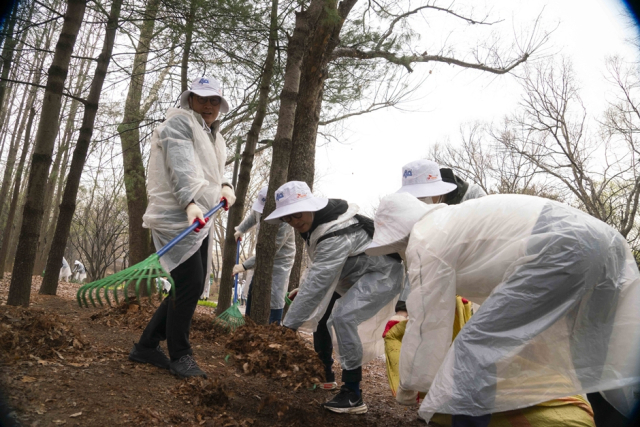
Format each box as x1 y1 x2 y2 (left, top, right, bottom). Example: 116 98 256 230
396 159 457 198
252 186 268 213
365 193 435 256
264 181 329 224
180 76 230 113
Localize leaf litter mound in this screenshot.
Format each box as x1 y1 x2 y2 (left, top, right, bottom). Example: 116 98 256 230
0 305 86 362
226 319 325 388
89 298 156 330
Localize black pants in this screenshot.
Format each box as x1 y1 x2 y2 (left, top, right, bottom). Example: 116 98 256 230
138 236 209 360
313 292 362 383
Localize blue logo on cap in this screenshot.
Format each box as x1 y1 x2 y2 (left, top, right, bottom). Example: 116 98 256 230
276 192 284 201
261 197 266 202
403 169 413 178
198 78 209 84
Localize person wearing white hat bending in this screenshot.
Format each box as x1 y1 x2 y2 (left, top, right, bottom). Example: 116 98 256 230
72 260 87 282
389 160 486 329
232 185 296 325
265 181 404 414
366 192 640 427
129 76 236 379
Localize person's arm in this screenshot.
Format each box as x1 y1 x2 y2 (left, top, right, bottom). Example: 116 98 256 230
397 256 456 404
158 116 206 209
236 211 258 235
283 234 354 330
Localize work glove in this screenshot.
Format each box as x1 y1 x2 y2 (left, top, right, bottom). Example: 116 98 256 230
232 264 245 276
221 185 236 210
288 288 299 301
234 227 243 241
383 312 408 338
186 203 208 232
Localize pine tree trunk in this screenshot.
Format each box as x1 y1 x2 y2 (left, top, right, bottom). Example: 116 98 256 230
117 0 160 268
7 0 86 307
0 107 35 277
180 0 197 92
0 1 19 110
216 0 279 316
40 0 123 295
248 0 325 324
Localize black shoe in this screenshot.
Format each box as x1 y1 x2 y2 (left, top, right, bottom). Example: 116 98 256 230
128 343 170 369
170 355 207 379
322 385 367 414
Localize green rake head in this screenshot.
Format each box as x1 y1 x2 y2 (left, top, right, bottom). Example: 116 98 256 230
211 303 245 333
76 254 174 308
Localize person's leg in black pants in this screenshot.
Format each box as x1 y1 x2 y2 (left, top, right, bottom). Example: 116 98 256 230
314 292 341 383
245 277 254 317
138 236 209 360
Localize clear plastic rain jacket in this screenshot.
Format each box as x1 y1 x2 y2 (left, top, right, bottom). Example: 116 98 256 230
395 194 640 422
236 210 295 310
59 257 72 281
142 108 230 293
73 262 86 282
283 204 404 370
397 182 487 304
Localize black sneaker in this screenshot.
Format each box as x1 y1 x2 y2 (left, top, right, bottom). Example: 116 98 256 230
170 355 207 379
322 385 367 414
128 343 170 369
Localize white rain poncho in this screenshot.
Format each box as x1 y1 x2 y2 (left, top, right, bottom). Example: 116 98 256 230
142 108 229 285
384 194 640 422
73 261 86 282
236 210 295 310
59 257 72 282
283 204 404 370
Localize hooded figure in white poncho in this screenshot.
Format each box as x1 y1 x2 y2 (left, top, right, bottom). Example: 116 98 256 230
233 185 295 325
366 192 640 425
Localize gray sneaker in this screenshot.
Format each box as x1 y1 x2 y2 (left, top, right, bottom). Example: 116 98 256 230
128 343 170 369
170 355 207 379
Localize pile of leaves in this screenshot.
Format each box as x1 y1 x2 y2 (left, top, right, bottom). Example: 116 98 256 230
0 305 86 361
225 319 325 388
172 377 230 408
89 298 155 330
190 312 223 341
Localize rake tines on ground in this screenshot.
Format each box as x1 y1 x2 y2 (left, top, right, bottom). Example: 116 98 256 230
212 237 245 332
77 200 226 308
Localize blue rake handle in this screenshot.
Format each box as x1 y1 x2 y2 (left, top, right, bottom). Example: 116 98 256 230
233 237 241 304
157 200 226 258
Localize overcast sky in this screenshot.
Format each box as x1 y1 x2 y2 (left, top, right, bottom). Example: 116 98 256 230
313 0 640 212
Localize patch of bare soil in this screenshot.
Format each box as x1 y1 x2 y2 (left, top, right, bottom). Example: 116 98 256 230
226 319 325 389
0 273 424 426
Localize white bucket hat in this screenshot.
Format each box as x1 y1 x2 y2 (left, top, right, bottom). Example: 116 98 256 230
396 159 457 198
179 76 230 113
252 186 268 214
264 181 329 224
365 193 433 256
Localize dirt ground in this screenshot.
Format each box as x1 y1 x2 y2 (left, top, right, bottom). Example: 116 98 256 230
0 274 425 426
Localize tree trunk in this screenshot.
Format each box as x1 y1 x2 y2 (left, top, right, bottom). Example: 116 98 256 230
40 0 123 295
0 1 19 111
117 0 160 267
180 0 197 92
249 0 325 324
7 0 86 307
0 107 34 277
215 0 279 316
0 70 32 226
32 57 91 275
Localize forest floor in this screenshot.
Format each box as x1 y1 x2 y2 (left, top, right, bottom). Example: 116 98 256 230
0 274 425 427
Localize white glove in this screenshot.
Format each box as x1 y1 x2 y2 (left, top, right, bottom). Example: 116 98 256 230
288 288 299 301
232 264 245 276
221 186 236 209
186 203 207 232
234 227 243 241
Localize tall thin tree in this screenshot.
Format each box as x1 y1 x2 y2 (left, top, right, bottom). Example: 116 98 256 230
7 0 86 306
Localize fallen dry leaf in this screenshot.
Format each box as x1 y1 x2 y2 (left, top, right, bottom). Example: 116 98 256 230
69 412 82 418
21 376 37 383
